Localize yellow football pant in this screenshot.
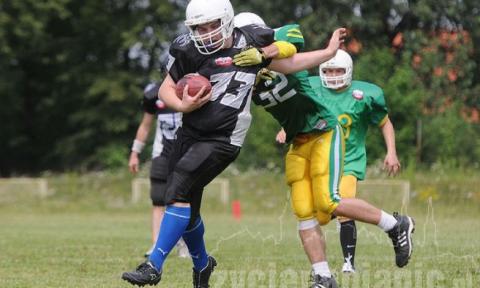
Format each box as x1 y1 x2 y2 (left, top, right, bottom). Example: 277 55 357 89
285 125 344 225
336 174 358 222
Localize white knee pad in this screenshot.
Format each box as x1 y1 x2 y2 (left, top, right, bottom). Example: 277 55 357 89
298 219 319 231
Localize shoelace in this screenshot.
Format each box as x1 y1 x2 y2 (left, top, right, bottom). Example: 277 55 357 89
137 263 153 273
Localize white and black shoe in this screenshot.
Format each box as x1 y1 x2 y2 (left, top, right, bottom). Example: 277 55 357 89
342 261 355 274
176 239 190 258
387 212 415 267
122 261 162 286
310 273 338 288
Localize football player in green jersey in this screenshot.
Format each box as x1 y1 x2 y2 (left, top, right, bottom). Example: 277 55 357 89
234 14 413 288
307 49 400 273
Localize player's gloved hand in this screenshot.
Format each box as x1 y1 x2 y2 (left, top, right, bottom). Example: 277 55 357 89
233 47 266 66
255 68 277 86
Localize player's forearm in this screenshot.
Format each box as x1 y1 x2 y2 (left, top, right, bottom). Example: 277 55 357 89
268 27 346 74
131 113 153 154
381 118 397 155
159 74 184 112
135 113 154 143
262 41 297 59
268 47 336 74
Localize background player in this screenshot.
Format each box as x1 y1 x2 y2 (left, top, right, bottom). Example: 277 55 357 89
277 49 402 273
309 49 401 273
121 0 346 286
234 14 413 288
128 83 188 258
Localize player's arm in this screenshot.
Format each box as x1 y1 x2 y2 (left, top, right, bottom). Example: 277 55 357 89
380 117 401 176
159 74 211 113
268 28 347 74
129 113 155 174
270 41 297 58
233 41 297 66
161 38 212 113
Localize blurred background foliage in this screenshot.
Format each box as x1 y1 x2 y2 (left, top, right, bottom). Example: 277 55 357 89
0 0 479 175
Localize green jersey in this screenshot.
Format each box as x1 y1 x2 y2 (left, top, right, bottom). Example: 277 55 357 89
309 77 388 180
252 24 337 142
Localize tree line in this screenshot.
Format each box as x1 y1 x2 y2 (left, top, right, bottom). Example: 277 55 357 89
1 0 478 176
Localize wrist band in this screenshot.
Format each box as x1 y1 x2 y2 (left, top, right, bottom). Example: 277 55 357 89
131 139 145 154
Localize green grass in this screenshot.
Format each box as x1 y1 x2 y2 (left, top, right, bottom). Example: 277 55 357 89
1 204 479 287
0 170 479 287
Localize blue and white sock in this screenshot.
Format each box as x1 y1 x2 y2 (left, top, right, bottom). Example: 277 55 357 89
182 217 208 271
149 205 191 271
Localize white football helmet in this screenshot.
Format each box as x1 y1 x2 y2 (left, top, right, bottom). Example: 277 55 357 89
185 0 235 55
319 49 353 89
234 12 266 27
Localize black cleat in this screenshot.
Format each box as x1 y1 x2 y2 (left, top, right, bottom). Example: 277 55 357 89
192 256 217 288
122 261 162 286
310 273 338 288
387 212 415 267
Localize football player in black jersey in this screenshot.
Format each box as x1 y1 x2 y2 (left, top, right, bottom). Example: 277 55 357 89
128 83 188 259
122 0 346 286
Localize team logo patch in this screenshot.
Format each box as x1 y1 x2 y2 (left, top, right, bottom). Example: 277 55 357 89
314 119 328 130
352 89 364 100
215 57 233 67
156 100 166 109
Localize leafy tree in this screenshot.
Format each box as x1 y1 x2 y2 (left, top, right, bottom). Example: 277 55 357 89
1 0 479 174
0 0 183 175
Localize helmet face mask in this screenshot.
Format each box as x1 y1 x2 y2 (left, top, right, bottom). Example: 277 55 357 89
185 0 234 55
319 49 353 90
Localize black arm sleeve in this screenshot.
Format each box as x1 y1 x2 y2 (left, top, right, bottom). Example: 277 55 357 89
142 83 160 114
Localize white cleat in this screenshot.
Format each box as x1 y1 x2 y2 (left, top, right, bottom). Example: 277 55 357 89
176 238 190 258
342 261 355 274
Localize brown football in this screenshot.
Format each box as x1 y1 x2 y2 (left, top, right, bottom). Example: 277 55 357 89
175 74 212 99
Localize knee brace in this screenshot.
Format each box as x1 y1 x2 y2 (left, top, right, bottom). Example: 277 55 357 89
298 219 319 231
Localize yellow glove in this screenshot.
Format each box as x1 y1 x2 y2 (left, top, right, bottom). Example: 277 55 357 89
254 68 277 94
233 47 265 66
255 68 277 85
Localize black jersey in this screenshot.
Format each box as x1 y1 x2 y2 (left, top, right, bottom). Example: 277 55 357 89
142 83 176 115
165 24 274 146
142 82 182 156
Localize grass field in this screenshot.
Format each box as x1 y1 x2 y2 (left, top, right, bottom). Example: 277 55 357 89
1 170 479 287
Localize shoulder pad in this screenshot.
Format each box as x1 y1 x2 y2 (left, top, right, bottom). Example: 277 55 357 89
237 25 274 47
172 33 192 48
